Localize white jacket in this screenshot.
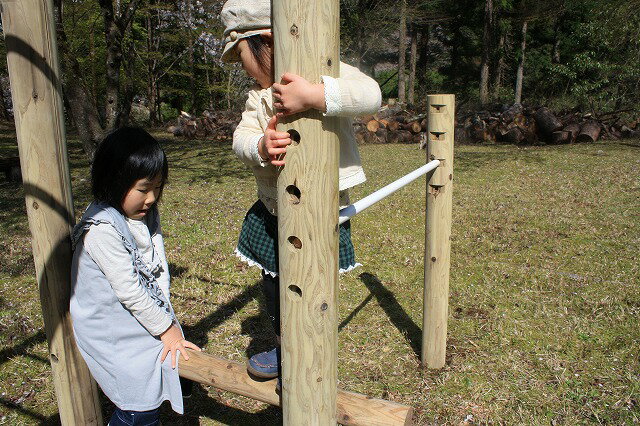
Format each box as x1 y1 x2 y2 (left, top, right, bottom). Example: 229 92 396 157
233 62 381 215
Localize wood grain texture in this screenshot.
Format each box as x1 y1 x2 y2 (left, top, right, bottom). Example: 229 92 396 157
1 1 102 424
273 1 341 423
423 94 455 369
179 350 414 426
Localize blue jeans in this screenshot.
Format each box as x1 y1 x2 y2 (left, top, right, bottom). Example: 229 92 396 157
108 407 159 426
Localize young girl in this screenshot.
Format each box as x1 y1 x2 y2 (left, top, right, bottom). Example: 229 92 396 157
69 127 199 425
220 0 382 380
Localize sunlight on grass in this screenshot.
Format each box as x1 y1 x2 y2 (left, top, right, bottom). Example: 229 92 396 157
1 125 638 424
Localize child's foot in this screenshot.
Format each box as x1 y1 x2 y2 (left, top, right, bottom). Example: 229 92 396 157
247 347 280 379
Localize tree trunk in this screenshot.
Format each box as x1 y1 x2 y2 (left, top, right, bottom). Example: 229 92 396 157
492 31 505 91
480 0 493 104
552 18 561 63
408 28 417 105
397 0 407 104
514 20 527 104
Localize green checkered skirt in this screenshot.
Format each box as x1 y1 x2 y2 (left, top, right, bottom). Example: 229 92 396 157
236 200 359 277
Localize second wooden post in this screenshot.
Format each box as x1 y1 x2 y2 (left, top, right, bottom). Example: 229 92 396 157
273 0 340 424
423 94 455 369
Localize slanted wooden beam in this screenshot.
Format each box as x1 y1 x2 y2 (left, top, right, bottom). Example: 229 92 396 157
179 350 414 426
1 1 102 424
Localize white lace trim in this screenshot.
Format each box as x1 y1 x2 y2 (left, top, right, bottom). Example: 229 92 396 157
234 248 361 277
321 75 342 116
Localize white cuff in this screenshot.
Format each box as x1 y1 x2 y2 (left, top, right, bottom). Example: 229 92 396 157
250 134 269 167
321 75 342 116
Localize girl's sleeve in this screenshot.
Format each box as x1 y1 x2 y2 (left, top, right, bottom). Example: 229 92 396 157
232 90 269 167
321 62 382 117
84 223 173 336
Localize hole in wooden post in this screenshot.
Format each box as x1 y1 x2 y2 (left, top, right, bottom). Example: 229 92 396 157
327 59 332 66
288 236 302 249
288 285 302 298
288 129 301 145
430 103 446 113
286 185 301 204
321 302 328 311
430 131 445 141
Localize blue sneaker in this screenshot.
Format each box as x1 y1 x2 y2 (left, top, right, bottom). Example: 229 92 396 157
247 347 280 379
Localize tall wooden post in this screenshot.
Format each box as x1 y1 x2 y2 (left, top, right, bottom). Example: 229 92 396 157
1 1 102 424
423 94 455 369
273 1 340 424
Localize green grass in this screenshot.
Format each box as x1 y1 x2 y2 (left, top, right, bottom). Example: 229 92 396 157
0 122 639 424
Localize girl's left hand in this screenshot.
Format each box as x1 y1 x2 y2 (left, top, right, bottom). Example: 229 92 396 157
160 324 201 369
272 73 326 116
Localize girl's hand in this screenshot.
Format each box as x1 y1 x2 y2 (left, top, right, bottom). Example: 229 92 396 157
259 115 291 167
160 324 201 369
272 73 326 116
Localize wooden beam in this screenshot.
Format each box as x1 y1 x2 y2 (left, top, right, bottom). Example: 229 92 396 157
179 350 414 426
1 1 102 424
423 95 455 369
272 1 341 424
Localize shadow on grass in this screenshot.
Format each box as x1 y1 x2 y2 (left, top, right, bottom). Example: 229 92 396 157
160 382 282 425
181 280 263 349
0 330 48 367
359 272 422 357
0 397 61 425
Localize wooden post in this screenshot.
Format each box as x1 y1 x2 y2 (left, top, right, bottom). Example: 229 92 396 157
1 1 102 424
422 94 455 369
273 0 340 423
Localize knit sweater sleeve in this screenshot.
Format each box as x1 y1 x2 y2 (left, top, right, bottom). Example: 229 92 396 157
83 223 173 336
232 89 269 167
321 62 382 117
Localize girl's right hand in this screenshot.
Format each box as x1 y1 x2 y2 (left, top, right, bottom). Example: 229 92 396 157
160 324 201 369
259 116 292 167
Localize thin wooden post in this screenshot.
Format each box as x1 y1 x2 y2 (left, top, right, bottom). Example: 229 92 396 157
1 1 102 424
423 94 455 369
273 0 340 423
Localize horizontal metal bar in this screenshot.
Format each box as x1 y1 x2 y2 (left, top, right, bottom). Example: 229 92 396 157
339 159 440 225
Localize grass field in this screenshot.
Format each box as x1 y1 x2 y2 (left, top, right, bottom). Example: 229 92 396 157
0 123 638 425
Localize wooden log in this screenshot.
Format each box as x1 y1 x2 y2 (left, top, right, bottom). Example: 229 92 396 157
366 119 380 133
388 130 414 144
503 127 524 144
563 123 581 143
401 121 422 133
273 1 340 423
534 107 563 136
577 120 601 143
551 131 570 144
387 120 401 131
2 1 102 424
179 350 413 426
423 94 454 369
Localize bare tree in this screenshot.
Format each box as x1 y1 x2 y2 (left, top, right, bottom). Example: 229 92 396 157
480 0 493 104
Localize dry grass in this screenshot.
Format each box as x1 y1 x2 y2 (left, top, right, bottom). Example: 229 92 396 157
0 123 638 424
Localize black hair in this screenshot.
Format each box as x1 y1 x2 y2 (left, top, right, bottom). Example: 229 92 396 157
246 34 272 74
91 127 168 210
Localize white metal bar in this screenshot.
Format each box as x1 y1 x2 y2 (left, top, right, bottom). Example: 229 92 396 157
339 159 440 225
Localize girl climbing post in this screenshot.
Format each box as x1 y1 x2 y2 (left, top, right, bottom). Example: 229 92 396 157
220 0 382 383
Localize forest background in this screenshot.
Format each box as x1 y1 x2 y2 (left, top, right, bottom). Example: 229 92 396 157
1 0 639 155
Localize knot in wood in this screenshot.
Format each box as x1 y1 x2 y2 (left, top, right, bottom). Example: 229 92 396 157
289 24 299 36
